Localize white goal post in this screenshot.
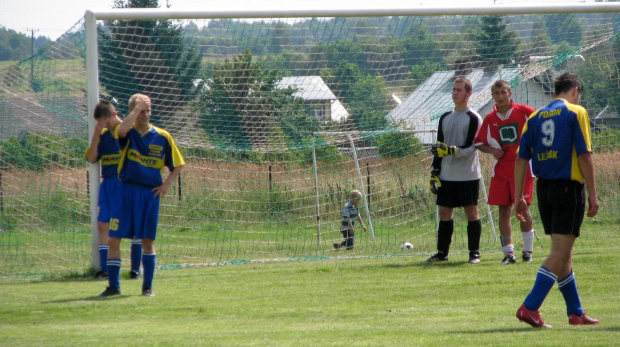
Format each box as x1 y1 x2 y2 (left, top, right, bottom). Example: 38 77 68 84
84 2 620 269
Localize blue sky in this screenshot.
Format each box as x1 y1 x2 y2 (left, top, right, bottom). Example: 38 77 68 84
0 0 584 41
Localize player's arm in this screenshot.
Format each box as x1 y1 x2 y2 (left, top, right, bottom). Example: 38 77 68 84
476 144 504 160
152 165 183 198
513 157 528 222
118 97 151 138
357 216 366 231
85 120 106 163
578 152 599 217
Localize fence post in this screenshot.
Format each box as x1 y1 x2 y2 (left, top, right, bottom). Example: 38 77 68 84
347 135 375 241
312 138 321 245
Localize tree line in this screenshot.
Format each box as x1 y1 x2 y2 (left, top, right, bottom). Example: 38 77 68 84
0 27 52 61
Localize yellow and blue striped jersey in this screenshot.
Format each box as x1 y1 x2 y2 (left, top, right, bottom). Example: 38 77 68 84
116 125 185 187
85 128 121 179
518 98 592 183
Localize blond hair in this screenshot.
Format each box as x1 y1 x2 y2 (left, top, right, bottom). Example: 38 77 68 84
128 93 150 112
350 190 362 200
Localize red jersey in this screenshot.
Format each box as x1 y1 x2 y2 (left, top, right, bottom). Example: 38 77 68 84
475 100 535 180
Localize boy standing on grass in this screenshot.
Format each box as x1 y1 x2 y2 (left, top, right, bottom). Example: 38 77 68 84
334 190 366 251
514 73 599 328
85 100 142 280
98 93 185 297
474 80 536 264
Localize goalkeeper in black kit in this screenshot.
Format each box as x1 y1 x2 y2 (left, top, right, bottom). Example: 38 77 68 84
427 77 483 264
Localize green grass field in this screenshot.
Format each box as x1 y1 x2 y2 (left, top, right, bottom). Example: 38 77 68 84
1 245 618 347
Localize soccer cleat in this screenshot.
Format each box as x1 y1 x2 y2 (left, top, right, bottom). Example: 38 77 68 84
501 254 517 265
426 253 448 262
468 253 481 264
129 270 140 280
333 243 341 250
99 286 121 297
568 312 599 325
142 288 155 297
516 304 552 328
522 252 532 263
92 270 108 280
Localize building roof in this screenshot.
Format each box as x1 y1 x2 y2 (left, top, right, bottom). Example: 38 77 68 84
387 68 522 143
277 76 338 101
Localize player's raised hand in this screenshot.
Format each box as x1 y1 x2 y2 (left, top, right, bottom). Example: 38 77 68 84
431 142 458 158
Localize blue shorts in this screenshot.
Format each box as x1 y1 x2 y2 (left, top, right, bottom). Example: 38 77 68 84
97 178 121 223
109 183 160 240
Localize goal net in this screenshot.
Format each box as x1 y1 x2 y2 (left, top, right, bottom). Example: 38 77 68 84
1 3 620 277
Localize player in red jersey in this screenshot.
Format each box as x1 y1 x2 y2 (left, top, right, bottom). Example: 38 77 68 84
475 80 536 264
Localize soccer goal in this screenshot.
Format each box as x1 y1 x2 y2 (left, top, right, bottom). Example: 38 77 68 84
1 3 620 277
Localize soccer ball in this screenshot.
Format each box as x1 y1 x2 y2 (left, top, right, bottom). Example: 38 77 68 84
401 242 413 250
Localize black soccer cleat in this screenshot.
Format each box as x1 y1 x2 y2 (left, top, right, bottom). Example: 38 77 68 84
142 288 155 297
99 286 121 297
522 252 533 263
501 254 517 264
129 271 140 280
92 270 108 280
426 253 448 262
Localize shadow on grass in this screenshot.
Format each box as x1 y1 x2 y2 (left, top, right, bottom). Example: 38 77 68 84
42 295 131 304
384 260 469 268
449 325 620 334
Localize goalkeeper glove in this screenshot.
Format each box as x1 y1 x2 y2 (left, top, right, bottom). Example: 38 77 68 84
429 169 441 195
431 142 458 158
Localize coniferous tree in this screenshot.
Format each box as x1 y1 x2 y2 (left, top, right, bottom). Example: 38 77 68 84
98 0 202 129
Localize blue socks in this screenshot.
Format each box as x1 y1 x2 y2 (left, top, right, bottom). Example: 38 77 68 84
558 271 583 316
524 266 557 311
524 267 584 316
142 253 156 290
107 258 122 290
131 240 142 274
98 244 109 273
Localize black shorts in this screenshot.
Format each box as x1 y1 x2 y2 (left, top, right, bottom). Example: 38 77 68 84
436 180 480 208
536 178 585 237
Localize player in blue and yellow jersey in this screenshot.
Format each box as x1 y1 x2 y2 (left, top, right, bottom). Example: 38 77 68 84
85 100 142 280
514 73 599 328
98 94 185 297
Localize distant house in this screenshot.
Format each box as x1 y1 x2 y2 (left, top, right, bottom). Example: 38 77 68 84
277 76 349 122
387 67 555 143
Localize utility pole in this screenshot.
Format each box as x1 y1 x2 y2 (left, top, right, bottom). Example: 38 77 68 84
26 28 39 84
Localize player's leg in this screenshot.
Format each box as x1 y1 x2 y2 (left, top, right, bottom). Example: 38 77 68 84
95 222 109 278
99 184 132 297
519 177 536 262
130 239 142 279
345 228 354 250
135 185 160 296
462 180 481 264
498 205 516 264
426 205 454 262
141 238 156 296
464 204 481 264
95 179 115 279
428 181 455 262
546 181 598 324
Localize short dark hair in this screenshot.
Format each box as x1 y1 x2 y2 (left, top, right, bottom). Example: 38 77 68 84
555 72 583 95
93 100 115 120
454 77 472 93
491 80 511 93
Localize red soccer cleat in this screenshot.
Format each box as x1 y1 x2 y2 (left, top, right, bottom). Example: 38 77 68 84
568 312 599 325
517 304 552 328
